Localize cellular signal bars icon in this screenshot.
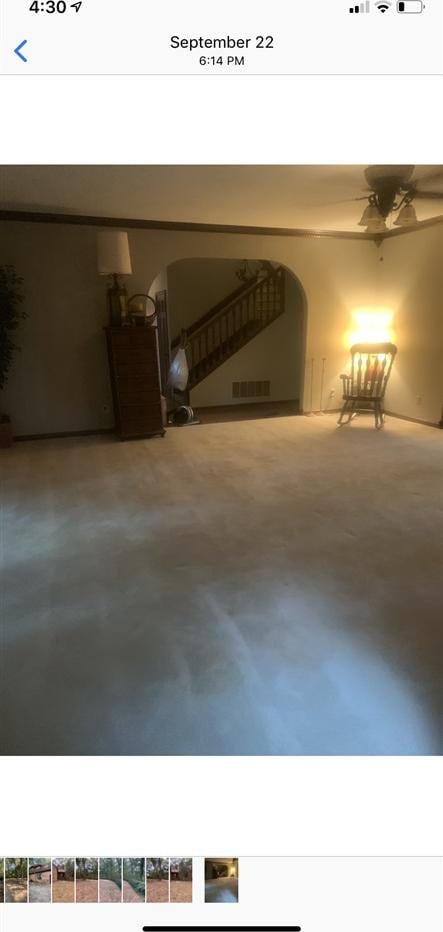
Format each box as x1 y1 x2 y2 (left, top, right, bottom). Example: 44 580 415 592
349 1 370 10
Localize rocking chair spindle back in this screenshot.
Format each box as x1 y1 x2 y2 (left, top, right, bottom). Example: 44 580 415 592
338 342 397 429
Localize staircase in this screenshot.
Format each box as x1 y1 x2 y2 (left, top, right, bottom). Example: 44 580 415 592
172 266 286 390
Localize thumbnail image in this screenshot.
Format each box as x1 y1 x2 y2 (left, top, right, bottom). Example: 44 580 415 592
5 858 28 903
99 858 122 902
28 858 51 903
52 858 75 903
205 858 239 903
146 858 169 903
76 858 98 902
122 858 145 902
169 858 192 903
0 859 4 902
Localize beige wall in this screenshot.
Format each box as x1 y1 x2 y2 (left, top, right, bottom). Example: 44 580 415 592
379 225 443 425
0 219 441 434
167 258 242 338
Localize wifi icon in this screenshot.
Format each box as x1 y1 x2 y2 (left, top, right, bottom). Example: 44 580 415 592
376 1 391 9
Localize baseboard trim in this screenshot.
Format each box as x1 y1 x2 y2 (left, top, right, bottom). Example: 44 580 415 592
384 411 439 429
14 428 115 441
304 409 439 428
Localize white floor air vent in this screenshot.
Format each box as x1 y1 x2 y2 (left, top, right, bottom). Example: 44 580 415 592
232 380 270 399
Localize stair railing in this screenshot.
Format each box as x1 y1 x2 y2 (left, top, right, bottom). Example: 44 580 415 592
184 266 286 385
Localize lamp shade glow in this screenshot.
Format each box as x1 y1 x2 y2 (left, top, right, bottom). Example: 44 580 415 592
97 231 132 276
348 309 394 345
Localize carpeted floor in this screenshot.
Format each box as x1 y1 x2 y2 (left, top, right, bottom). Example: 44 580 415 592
1 413 442 755
205 876 239 903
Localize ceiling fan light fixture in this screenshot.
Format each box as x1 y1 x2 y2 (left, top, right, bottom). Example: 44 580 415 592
358 203 382 226
365 218 389 233
393 203 418 226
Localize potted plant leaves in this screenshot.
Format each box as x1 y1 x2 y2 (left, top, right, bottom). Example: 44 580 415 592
0 265 26 448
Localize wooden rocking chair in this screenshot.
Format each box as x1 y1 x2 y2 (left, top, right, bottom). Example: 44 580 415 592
338 342 397 430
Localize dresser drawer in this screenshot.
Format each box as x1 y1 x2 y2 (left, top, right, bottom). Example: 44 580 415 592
113 346 158 366
118 389 161 405
110 328 154 347
119 402 162 424
120 419 163 439
116 373 159 393
114 360 158 379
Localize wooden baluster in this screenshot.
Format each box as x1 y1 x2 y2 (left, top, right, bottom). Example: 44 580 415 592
371 355 380 396
363 354 372 394
356 352 362 395
378 355 387 395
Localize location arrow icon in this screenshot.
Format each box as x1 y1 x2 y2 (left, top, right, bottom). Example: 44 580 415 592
14 40 28 62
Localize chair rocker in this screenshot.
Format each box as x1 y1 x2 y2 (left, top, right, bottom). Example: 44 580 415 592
338 342 397 430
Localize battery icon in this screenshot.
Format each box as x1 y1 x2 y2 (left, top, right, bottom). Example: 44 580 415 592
397 1 425 10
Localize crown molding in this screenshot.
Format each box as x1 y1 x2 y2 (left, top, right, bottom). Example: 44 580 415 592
0 209 441 241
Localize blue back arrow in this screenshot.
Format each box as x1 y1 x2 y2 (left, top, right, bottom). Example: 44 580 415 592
14 40 28 63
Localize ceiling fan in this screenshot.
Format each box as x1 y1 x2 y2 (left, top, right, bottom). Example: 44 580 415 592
357 165 443 231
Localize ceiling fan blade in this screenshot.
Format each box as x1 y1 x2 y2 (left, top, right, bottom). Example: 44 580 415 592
413 167 443 185
325 195 370 205
412 190 443 199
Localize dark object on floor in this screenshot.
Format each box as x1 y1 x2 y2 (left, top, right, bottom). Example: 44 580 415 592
169 405 201 427
338 342 397 429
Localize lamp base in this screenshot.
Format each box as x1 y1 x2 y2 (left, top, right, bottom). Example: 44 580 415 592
107 274 128 326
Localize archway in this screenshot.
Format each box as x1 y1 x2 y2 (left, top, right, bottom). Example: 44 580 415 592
149 256 307 422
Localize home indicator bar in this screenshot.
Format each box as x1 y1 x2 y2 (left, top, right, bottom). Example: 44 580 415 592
142 926 302 931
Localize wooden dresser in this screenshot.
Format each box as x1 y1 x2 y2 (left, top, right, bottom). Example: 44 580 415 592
105 326 165 440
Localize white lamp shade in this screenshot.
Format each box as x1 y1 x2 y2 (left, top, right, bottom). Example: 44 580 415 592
97 230 132 275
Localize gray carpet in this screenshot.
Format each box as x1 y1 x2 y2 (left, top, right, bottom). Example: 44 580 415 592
1 413 442 754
